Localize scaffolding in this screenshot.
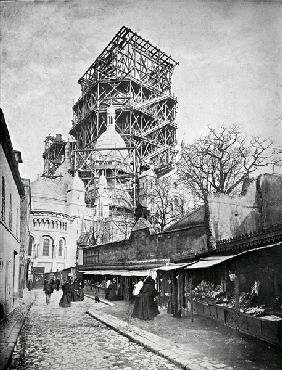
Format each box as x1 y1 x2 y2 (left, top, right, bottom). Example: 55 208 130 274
42 135 66 176
42 26 178 187
70 26 178 177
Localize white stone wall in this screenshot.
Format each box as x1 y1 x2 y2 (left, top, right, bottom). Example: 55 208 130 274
28 171 89 273
208 182 260 241
0 145 21 315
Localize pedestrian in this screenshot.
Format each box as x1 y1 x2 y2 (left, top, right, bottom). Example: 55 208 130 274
56 278 60 291
27 279 32 291
43 279 54 305
59 279 72 308
132 278 143 315
132 276 159 320
50 278 55 291
107 279 117 301
105 279 111 300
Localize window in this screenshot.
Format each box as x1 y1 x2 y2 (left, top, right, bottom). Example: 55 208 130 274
1 176 5 221
28 236 34 256
9 194 12 229
58 239 63 257
43 238 50 256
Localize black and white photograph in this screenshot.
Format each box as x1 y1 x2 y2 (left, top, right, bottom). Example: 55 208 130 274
0 0 282 369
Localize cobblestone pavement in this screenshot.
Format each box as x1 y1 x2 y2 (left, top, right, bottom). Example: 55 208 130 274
9 290 180 370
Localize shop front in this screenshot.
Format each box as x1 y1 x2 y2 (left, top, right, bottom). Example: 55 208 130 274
182 243 282 347
81 269 153 301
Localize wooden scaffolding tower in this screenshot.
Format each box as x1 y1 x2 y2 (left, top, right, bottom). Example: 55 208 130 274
43 26 178 185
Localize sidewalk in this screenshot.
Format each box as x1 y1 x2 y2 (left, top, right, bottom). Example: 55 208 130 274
0 290 36 370
86 293 282 370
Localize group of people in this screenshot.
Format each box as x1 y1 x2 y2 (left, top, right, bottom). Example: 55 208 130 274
43 276 84 307
43 278 60 304
59 277 84 308
43 274 160 321
132 276 160 321
105 278 121 301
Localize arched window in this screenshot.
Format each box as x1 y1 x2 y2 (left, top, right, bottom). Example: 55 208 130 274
43 238 50 256
58 239 64 257
28 236 34 256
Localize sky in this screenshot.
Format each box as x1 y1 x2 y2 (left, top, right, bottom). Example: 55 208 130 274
1 0 281 181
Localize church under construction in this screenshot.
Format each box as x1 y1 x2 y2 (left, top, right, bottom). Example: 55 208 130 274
40 26 178 245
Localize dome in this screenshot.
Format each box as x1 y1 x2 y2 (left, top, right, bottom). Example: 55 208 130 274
31 177 66 200
30 176 67 212
68 172 85 192
94 124 128 163
95 124 127 151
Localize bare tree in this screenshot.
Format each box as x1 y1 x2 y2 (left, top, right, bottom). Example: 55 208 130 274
177 124 274 202
148 176 186 230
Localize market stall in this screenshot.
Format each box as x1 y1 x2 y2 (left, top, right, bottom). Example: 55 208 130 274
183 247 282 347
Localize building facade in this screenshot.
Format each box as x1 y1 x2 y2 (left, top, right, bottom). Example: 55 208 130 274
28 150 93 274
19 178 31 297
0 109 25 317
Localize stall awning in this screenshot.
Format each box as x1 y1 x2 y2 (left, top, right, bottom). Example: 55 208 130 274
185 255 235 269
156 263 191 271
80 270 150 277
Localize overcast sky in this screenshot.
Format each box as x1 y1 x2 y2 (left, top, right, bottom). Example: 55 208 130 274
1 0 281 180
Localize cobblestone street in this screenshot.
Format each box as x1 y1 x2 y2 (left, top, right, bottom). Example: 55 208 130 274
9 291 180 370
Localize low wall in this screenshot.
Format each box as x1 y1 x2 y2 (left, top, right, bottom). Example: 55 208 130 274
193 301 282 347
83 224 208 266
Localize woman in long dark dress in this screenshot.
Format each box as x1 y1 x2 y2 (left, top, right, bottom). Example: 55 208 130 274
133 276 160 320
107 279 117 301
72 279 81 301
59 279 72 308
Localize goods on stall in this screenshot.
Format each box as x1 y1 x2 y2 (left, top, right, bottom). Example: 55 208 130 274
192 281 226 303
259 315 282 321
243 307 266 316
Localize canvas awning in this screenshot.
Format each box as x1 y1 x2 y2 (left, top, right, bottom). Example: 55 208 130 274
156 263 191 271
185 256 235 269
80 270 150 277
185 242 282 270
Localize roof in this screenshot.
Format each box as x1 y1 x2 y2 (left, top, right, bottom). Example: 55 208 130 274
185 242 282 270
80 26 178 84
185 256 235 269
131 217 152 232
81 269 150 277
156 263 190 271
77 231 93 246
31 176 67 205
164 206 205 232
0 109 25 197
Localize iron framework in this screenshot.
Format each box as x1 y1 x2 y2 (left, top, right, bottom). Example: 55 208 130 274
42 135 66 176
70 26 178 176
42 26 178 181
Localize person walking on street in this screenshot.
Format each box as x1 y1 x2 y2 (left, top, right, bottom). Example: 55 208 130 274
132 278 143 316
43 279 54 305
27 279 32 291
132 276 159 320
56 278 60 291
59 279 72 308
